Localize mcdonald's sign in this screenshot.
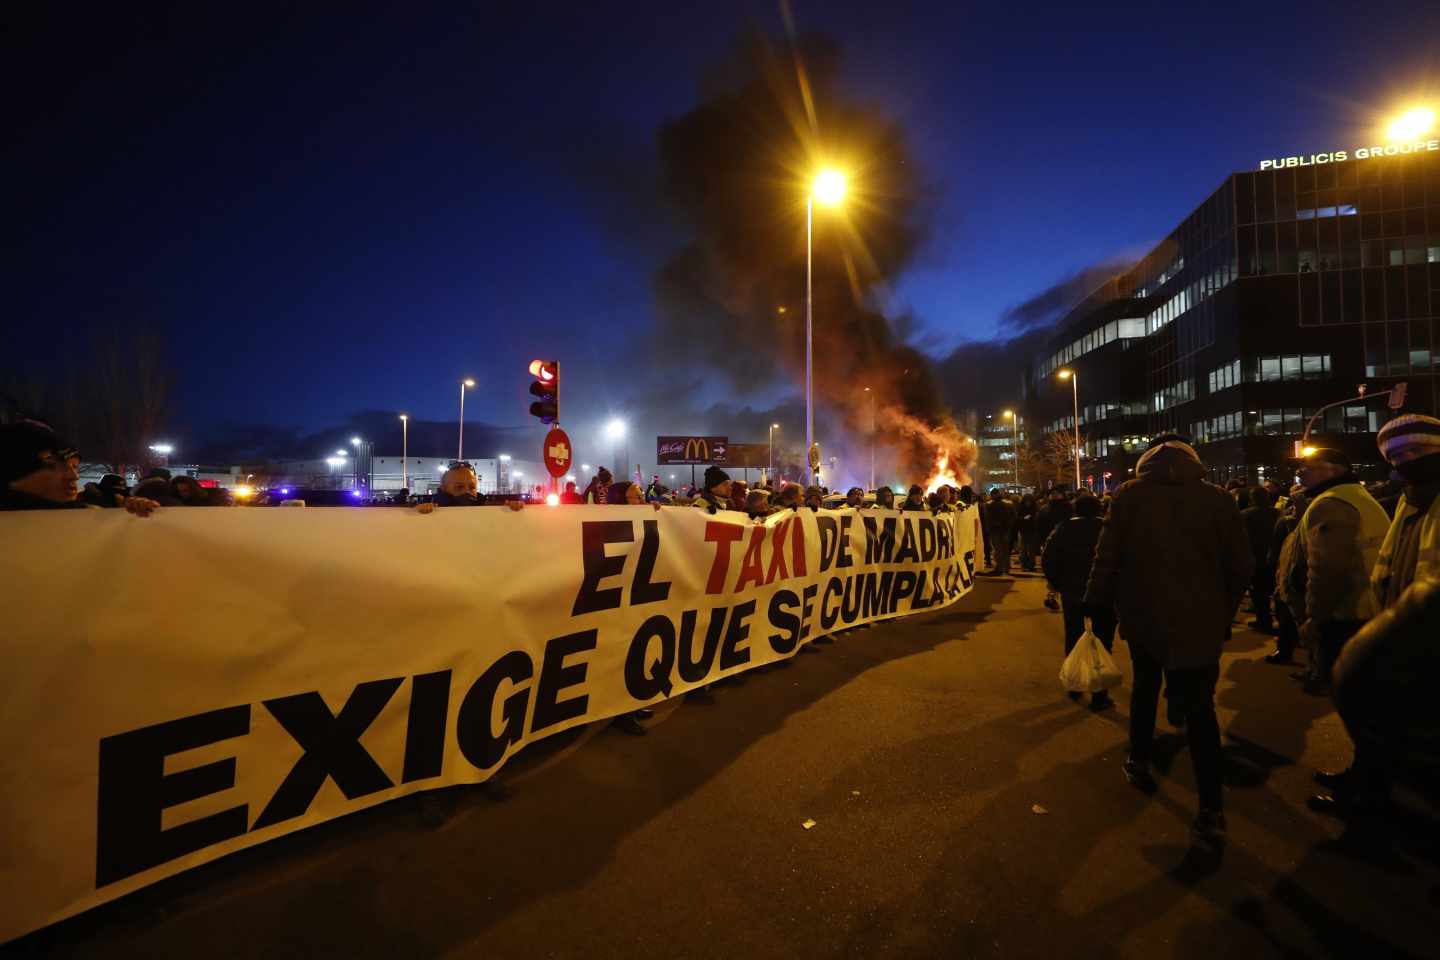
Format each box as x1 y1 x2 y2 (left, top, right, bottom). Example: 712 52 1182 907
656 435 728 465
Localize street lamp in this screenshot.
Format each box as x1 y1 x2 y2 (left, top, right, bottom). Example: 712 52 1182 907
768 423 780 483
458 378 475 462
863 388 876 492
1386 106 1434 142
1057 370 1082 490
1002 410 1019 489
399 415 408 489
806 167 847 485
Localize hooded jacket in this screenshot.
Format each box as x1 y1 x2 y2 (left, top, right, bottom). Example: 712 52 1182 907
1083 442 1253 669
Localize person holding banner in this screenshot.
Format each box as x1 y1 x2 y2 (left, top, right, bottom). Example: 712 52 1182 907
416 464 483 513
901 484 927 512
1 421 160 516
875 486 896 510
690 466 732 513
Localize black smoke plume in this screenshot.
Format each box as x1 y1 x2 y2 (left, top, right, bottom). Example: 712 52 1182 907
651 31 965 480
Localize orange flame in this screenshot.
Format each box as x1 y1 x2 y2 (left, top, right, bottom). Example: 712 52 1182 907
924 451 962 494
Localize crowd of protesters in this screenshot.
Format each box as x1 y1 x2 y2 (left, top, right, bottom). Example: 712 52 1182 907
8 410 1438 852
1000 417 1440 852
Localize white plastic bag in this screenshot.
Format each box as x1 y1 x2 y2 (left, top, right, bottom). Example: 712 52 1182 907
1059 619 1123 692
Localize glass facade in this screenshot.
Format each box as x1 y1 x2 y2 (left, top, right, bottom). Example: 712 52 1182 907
1024 147 1440 485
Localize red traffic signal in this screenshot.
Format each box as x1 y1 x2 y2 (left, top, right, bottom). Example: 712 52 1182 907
528 359 559 424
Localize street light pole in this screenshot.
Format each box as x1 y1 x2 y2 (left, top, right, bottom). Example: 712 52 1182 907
806 192 814 487
1003 410 1019 489
1059 372 1081 490
458 378 475 462
864 387 876 492
769 423 779 484
399 415 408 489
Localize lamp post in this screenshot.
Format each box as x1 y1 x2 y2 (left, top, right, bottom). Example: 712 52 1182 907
399 415 408 489
1057 370 1082 490
1002 410 1019 490
806 168 847 486
768 423 780 484
457 378 475 462
863 387 877 492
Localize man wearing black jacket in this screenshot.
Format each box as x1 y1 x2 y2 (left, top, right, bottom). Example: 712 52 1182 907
1240 486 1281 634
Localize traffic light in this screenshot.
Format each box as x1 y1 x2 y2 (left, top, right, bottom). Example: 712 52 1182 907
528 359 559 424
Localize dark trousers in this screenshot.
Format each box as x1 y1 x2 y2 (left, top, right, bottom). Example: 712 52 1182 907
1061 597 1115 655
991 530 1014 574
1315 620 1367 683
1129 644 1223 811
1274 598 1299 659
1250 568 1275 629
1019 526 1037 570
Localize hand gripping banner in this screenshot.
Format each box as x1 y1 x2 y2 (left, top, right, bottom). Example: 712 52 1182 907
0 503 978 941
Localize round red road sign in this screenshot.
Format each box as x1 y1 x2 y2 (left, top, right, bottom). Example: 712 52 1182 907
542 427 573 478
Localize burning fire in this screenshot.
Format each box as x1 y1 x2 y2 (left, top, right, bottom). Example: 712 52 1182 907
924 451 963 494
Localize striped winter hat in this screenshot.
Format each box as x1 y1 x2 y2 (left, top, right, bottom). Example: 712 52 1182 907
1376 414 1440 464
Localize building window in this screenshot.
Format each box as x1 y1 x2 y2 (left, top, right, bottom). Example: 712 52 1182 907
1207 359 1240 393
1250 354 1330 382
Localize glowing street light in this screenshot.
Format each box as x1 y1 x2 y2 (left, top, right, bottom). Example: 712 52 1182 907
806 167 848 484
148 443 174 456
1387 106 1435 142
1056 370 1082 490
334 449 347 457
813 169 847 207
350 436 362 446
399 415 408 489
458 378 476 462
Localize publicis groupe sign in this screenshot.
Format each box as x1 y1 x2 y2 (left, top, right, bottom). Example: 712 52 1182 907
1259 138 1439 170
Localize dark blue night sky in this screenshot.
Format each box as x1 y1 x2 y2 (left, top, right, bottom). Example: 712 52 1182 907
8 1 1440 463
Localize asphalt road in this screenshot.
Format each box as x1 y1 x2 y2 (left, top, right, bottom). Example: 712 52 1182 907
14 575 1440 959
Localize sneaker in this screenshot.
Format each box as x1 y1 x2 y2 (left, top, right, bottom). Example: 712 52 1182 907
1263 650 1294 665
1313 767 1353 791
1089 692 1114 712
1123 758 1157 794
1191 808 1227 850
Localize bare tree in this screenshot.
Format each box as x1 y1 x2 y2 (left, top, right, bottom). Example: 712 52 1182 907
1021 430 1087 488
88 328 172 476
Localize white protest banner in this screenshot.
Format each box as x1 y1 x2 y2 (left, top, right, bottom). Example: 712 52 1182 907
0 503 978 942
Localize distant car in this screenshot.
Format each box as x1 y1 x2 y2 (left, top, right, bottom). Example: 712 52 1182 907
257 489 368 507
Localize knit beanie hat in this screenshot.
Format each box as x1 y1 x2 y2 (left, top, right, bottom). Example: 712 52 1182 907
0 420 65 488
1377 414 1440 465
703 465 731 490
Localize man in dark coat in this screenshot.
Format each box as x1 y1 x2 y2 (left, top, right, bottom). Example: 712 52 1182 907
1017 494 1039 571
985 488 1017 575
1084 437 1252 849
1042 493 1114 710
1240 486 1281 633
